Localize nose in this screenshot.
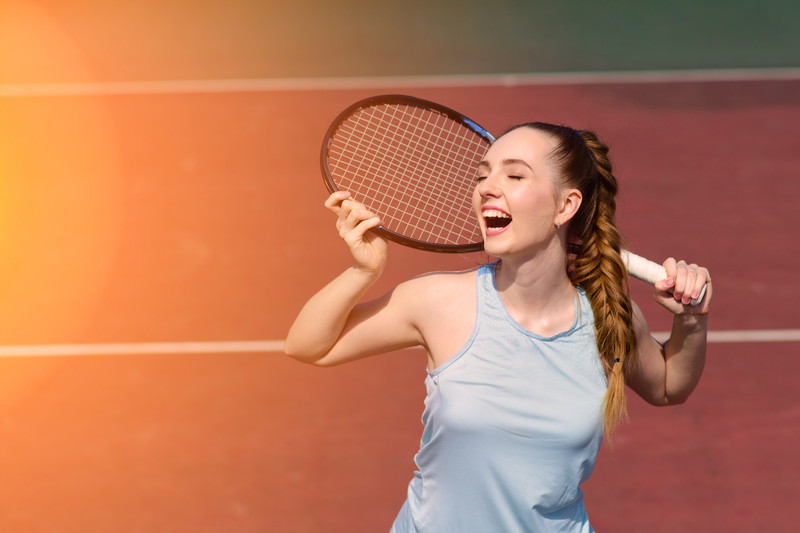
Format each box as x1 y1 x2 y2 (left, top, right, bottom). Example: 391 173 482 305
475 172 500 200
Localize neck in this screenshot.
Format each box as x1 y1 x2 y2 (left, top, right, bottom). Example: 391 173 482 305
493 241 576 328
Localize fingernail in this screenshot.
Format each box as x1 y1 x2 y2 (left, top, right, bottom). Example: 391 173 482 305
665 278 675 287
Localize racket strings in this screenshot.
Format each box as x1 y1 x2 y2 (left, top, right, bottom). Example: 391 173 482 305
380 106 476 242
349 107 455 225
408 110 481 229
327 103 486 245
336 110 482 243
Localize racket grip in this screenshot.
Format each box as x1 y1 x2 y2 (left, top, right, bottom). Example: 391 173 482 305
621 249 706 306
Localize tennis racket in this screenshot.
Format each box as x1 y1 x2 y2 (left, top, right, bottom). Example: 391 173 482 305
320 94 706 304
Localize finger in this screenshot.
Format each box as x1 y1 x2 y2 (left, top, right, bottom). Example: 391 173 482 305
344 215 382 242
337 198 371 230
335 201 352 231
324 191 351 213
654 276 675 295
662 257 678 282
342 198 367 211
677 264 699 305
672 260 690 302
338 197 367 219
340 206 378 235
689 265 710 301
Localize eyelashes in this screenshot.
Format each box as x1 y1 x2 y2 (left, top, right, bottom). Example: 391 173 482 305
475 175 524 183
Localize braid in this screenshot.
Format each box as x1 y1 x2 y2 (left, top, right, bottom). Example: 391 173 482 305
503 123 638 439
570 131 636 439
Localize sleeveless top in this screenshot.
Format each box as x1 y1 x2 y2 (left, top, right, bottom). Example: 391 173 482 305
390 263 608 533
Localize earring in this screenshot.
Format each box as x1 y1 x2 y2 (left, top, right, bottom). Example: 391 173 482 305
556 221 562 229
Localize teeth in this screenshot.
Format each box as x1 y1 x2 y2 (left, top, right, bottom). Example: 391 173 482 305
483 209 510 219
483 208 512 230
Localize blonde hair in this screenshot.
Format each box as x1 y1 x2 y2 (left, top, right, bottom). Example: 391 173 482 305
506 123 637 438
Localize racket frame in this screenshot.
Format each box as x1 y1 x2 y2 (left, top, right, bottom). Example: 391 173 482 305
320 94 494 253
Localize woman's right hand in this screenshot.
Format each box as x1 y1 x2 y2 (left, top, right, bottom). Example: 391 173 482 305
324 191 388 274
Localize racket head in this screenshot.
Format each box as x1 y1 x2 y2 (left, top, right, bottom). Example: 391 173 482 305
320 95 494 253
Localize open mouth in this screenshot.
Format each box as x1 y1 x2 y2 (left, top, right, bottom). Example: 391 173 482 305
482 208 512 233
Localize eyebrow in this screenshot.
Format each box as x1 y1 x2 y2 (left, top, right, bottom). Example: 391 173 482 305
477 158 533 170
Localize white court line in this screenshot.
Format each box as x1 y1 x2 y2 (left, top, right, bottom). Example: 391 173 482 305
0 330 798 357
1 68 800 97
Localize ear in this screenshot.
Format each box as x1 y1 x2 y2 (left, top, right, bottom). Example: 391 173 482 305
556 188 582 226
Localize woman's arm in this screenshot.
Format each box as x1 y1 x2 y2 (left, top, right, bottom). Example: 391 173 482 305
627 258 712 406
284 192 423 366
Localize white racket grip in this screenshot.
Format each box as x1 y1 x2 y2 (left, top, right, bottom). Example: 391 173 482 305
621 249 706 305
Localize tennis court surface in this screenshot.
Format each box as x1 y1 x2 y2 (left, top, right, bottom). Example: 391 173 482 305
1 2 799 532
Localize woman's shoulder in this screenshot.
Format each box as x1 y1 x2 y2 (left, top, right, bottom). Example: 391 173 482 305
396 266 484 354
390 264 486 311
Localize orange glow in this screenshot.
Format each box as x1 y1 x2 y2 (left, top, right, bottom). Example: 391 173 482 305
0 1 122 405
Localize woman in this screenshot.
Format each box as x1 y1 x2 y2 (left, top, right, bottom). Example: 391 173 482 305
285 122 711 532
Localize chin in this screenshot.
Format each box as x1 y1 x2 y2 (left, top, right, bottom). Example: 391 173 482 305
481 239 509 259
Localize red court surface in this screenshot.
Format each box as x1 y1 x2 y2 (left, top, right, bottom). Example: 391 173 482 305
1 78 799 532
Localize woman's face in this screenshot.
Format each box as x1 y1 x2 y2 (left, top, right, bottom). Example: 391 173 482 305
472 127 567 258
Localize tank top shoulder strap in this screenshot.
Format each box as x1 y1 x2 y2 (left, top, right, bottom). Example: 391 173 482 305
475 262 506 324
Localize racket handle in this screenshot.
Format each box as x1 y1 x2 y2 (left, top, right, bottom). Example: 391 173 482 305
621 249 707 306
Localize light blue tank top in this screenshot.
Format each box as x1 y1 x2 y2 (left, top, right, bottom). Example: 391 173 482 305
390 263 608 533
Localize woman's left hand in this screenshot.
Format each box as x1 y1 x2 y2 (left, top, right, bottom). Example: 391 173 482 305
653 258 712 315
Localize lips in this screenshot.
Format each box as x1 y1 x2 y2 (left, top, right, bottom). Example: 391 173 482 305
481 207 512 235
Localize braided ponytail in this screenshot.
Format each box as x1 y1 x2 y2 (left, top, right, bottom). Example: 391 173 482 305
504 123 637 439
569 131 636 439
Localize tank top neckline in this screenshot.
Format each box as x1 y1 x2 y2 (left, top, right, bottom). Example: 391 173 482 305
487 261 586 342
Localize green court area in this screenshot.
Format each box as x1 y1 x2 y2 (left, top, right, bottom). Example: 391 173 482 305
3 0 799 84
